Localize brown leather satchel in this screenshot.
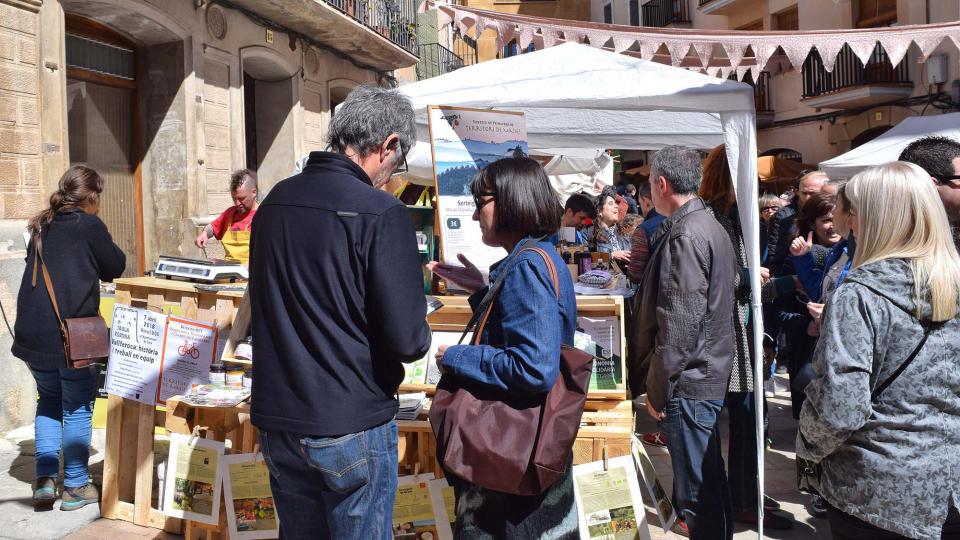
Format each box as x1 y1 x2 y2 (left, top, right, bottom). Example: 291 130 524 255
429 243 593 496
32 232 110 369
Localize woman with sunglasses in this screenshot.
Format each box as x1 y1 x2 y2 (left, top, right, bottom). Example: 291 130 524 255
427 157 578 539
797 161 960 539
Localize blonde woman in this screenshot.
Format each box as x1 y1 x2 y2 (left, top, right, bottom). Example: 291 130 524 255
797 161 960 540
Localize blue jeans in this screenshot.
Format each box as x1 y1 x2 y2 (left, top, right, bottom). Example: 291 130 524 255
259 420 398 539
660 397 733 540
30 366 97 488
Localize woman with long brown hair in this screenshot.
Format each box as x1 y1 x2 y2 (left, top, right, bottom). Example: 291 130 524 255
13 165 125 510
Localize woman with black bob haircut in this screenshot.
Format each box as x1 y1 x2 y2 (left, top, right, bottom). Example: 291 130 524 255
428 157 579 538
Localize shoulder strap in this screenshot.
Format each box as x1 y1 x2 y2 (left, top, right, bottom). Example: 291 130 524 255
871 321 938 402
32 232 68 337
459 241 558 346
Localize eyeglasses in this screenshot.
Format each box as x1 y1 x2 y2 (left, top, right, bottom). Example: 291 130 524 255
390 153 409 178
473 191 495 209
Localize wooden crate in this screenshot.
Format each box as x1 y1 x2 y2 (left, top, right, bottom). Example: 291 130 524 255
406 294 630 400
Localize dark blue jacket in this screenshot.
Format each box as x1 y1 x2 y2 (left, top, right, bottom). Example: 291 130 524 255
441 239 577 395
791 236 856 303
13 209 125 370
249 152 431 436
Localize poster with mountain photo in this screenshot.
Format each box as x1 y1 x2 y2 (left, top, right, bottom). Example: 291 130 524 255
427 106 528 282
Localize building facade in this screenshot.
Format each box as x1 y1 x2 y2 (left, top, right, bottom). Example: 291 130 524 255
0 0 418 429
591 0 960 166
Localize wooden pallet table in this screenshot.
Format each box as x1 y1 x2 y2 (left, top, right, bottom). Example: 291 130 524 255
101 278 247 533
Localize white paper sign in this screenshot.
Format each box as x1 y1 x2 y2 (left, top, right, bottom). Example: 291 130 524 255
572 456 652 540
632 435 677 532
158 317 218 403
163 433 225 525
105 304 167 405
221 453 279 540
428 477 456 540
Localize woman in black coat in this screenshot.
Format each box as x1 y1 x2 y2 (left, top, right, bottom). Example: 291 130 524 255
12 165 125 510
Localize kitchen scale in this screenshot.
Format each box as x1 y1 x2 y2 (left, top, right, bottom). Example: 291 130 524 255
154 255 248 283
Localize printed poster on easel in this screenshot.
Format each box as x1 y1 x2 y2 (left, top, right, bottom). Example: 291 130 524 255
631 435 677 532
221 453 279 539
104 304 217 406
427 106 528 282
163 433 225 526
572 455 652 540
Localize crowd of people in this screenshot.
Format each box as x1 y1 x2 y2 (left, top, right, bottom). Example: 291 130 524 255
10 84 960 540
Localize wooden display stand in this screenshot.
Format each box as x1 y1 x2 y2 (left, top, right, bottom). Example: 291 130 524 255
101 278 246 534
397 293 635 478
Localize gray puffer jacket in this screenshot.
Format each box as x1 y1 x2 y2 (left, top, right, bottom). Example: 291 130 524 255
797 258 960 540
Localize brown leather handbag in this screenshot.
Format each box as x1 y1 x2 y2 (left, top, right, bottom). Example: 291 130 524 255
32 232 110 369
429 243 593 496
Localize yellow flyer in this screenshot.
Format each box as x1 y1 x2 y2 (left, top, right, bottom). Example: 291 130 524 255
394 474 451 540
572 456 652 540
162 433 224 525
221 453 279 540
428 477 456 538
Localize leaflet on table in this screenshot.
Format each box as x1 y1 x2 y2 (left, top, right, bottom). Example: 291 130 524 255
163 433 224 526
428 106 527 284
104 304 167 405
631 435 677 532
175 384 251 408
393 473 451 540
104 305 218 406
221 453 279 540
428 478 456 539
573 456 652 540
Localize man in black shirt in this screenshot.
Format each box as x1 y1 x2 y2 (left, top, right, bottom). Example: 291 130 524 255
249 86 431 538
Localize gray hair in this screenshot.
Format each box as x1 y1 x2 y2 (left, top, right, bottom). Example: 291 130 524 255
650 145 702 195
327 85 417 160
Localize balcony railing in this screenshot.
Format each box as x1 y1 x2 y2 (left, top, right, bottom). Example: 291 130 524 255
416 43 465 80
802 43 910 98
322 0 418 55
642 0 690 27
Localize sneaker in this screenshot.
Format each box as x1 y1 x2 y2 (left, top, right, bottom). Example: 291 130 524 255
734 509 794 530
764 495 781 511
809 494 829 519
671 518 690 537
33 477 56 507
641 431 667 447
60 484 99 511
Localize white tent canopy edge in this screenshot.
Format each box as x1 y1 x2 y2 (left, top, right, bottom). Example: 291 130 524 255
398 43 766 538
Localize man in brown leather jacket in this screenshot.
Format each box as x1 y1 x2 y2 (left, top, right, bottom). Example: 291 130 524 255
630 145 737 539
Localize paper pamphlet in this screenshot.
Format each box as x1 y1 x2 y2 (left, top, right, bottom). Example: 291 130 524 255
573 456 652 540
422 331 472 385
632 435 677 532
221 453 279 540
394 473 451 540
163 433 225 525
577 317 624 392
428 106 527 283
105 304 167 405
428 478 456 539
105 305 217 406
158 317 218 403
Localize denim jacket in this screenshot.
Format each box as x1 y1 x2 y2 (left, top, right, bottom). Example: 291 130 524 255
442 239 577 395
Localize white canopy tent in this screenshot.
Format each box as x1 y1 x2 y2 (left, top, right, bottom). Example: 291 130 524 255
398 42 767 532
820 112 960 178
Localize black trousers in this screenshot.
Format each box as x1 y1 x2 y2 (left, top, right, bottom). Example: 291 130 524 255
828 504 960 540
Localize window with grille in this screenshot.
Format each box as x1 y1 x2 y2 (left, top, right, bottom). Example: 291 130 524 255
66 33 135 80
629 0 640 26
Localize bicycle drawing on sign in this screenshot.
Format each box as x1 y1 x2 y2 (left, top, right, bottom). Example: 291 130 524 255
178 341 201 359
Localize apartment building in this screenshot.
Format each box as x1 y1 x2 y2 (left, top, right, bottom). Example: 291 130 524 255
0 0 418 429
592 0 960 165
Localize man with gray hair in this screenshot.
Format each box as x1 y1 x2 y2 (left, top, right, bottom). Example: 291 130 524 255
249 85 431 538
630 145 737 539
